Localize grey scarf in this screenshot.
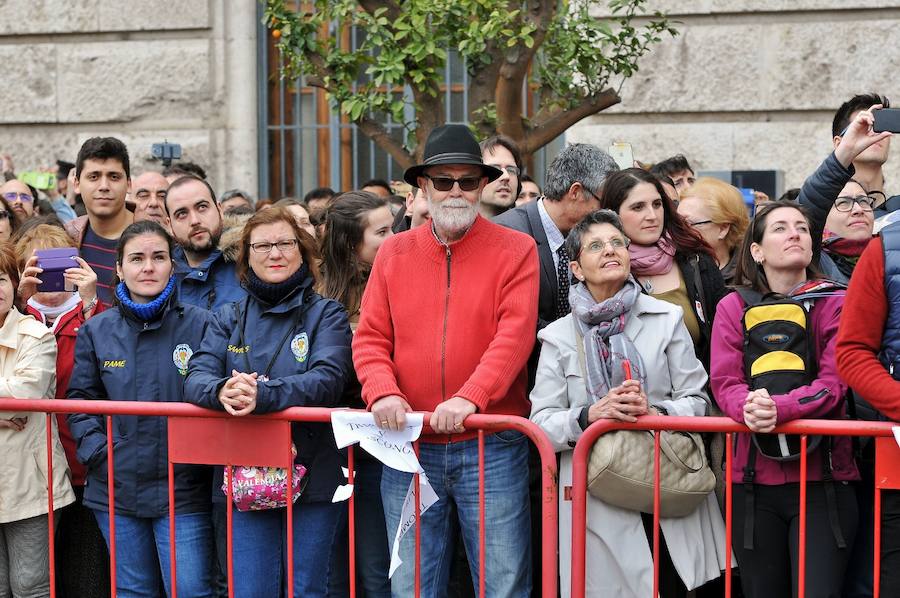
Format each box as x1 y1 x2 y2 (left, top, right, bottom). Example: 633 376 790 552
569 277 647 402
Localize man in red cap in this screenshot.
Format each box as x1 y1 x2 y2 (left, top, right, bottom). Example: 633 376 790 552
353 124 539 596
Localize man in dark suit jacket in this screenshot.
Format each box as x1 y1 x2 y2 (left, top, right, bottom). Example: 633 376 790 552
495 143 620 333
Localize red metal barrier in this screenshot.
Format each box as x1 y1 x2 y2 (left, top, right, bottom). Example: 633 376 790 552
569 415 898 598
0 398 558 598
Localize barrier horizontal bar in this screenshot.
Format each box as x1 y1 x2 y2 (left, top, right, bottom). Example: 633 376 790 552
569 415 897 598
9 398 560 597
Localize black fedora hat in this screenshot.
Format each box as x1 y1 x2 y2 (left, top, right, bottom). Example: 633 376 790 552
403 124 503 186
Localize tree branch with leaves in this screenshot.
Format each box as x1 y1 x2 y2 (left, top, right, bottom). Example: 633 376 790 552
265 0 677 168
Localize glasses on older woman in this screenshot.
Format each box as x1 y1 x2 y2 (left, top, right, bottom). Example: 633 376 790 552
834 195 878 212
249 239 299 254
583 237 630 254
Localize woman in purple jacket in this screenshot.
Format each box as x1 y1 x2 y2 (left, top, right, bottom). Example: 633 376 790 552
710 200 858 598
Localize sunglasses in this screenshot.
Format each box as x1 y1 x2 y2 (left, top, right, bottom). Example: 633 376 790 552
2 192 32 203
424 175 482 192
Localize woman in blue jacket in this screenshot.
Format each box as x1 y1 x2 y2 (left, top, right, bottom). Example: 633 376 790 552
185 207 352 598
67 220 215 598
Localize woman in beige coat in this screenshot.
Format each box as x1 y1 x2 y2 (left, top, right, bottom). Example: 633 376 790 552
0 242 74 597
530 210 729 597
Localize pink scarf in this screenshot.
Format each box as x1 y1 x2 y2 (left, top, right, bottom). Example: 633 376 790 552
628 234 676 276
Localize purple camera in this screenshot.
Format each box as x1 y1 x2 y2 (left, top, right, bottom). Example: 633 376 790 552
35 248 78 293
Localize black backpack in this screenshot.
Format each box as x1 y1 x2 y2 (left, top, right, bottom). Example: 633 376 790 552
738 288 821 460
735 282 849 551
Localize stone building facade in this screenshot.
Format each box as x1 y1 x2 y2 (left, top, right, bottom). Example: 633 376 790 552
2 0 258 196
572 0 900 192
2 1 898 197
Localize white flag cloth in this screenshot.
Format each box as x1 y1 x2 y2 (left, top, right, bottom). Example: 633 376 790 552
330 410 439 577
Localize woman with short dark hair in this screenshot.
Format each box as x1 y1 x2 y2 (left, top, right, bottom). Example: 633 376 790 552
530 209 727 597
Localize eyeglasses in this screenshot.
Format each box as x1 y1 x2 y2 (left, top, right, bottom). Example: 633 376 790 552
688 219 713 227
2 192 32 203
581 185 602 203
424 175 482 192
493 165 521 177
583 237 630 254
834 195 877 212
249 239 299 254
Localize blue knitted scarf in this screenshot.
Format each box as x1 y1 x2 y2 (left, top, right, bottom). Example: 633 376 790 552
116 275 176 321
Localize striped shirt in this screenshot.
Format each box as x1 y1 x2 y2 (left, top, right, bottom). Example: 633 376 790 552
80 226 118 305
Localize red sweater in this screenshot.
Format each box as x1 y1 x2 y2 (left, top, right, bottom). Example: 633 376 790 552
353 216 539 442
836 237 900 419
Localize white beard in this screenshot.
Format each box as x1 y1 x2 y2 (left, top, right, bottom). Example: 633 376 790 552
428 197 477 237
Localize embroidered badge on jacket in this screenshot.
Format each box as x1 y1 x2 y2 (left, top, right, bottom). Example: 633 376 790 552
291 332 309 363
173 343 193 375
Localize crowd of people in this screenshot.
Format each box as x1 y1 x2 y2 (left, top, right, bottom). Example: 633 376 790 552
0 91 898 598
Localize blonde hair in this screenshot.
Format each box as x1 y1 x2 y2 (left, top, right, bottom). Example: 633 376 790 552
13 224 75 272
679 178 749 251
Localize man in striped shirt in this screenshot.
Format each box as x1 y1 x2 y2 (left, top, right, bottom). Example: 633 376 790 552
64 137 134 304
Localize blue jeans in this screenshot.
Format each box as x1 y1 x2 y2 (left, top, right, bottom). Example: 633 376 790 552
230 500 345 598
93 510 214 598
381 431 531 597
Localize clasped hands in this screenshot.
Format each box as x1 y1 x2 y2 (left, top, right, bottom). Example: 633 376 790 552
218 370 258 416
743 389 777 433
587 379 654 424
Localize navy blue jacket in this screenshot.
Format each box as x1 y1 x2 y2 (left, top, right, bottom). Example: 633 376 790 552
173 247 246 311
184 276 352 504
67 298 214 517
798 152 854 284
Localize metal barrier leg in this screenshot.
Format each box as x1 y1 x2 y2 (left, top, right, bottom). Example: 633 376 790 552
725 433 733 598
414 441 421 598
652 431 661 598
286 449 294 598
45 414 56 598
478 431 486 598
798 435 808 598
168 461 178 598
106 416 117 597
348 446 357 598
227 466 234 598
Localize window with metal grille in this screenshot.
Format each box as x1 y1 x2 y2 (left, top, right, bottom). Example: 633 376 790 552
256 3 560 201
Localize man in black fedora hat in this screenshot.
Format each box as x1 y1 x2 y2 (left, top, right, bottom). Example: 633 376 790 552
353 124 539 596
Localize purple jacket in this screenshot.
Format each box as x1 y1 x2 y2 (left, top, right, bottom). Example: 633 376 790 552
710 292 858 484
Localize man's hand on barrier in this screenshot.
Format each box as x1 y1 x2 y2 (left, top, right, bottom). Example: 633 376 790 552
431 396 477 434
587 380 647 424
743 390 777 433
0 417 27 431
372 395 412 431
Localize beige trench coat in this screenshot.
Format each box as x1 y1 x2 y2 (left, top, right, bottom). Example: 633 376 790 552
530 294 731 597
0 308 74 523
